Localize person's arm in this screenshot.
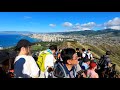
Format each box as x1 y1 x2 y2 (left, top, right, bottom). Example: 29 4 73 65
90 53 93 60
94 73 99 78
82 53 85 58
81 72 86 78
14 58 26 78
108 62 112 68
44 54 54 78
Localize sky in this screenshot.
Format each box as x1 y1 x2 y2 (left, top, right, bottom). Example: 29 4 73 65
0 12 120 33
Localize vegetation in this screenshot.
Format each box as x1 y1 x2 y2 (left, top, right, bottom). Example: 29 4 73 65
30 41 120 73
61 29 120 36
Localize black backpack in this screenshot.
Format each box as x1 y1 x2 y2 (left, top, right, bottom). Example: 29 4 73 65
98 55 106 68
85 53 89 59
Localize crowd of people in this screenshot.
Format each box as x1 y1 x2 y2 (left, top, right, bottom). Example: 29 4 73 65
0 39 119 78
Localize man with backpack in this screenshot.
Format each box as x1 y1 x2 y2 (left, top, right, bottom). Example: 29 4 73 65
37 45 57 78
53 48 87 78
53 48 79 78
98 51 112 70
97 51 113 78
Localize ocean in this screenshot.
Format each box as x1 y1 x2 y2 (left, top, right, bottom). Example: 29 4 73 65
0 34 40 48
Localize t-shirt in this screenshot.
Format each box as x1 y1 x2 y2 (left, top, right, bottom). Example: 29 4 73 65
86 52 93 59
87 69 99 78
63 64 76 78
104 55 111 68
82 51 87 58
14 55 40 78
81 62 89 70
75 63 81 73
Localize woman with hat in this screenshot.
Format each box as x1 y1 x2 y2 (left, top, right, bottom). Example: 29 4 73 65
87 62 99 78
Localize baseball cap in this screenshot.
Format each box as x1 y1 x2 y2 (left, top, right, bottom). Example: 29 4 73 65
15 39 32 51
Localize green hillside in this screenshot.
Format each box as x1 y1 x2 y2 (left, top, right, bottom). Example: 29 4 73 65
59 41 120 73
61 29 120 36
32 41 120 73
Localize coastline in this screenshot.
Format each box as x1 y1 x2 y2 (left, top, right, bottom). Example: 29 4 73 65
0 34 40 49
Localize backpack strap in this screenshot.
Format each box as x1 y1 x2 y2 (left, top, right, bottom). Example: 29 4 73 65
63 64 76 78
53 62 67 78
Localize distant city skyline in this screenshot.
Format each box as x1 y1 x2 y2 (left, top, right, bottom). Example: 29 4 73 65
0 12 120 33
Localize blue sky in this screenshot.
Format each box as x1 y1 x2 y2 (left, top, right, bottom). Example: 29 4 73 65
0 12 120 32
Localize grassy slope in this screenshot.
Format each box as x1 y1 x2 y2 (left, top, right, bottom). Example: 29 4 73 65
31 41 120 73
58 41 120 73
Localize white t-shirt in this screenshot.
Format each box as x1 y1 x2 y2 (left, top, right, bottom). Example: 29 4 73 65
82 51 93 59
82 51 87 58
14 55 40 78
87 52 93 59
39 52 54 78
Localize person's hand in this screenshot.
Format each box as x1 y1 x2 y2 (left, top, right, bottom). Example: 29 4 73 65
108 63 112 67
47 67 53 73
81 72 86 78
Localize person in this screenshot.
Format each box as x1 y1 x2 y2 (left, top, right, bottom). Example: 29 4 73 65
104 51 112 69
56 49 61 62
53 48 79 78
0 51 10 78
98 51 112 70
14 39 40 78
37 45 57 78
87 62 99 78
81 48 86 58
78 48 86 67
86 49 93 60
76 48 82 58
81 58 90 70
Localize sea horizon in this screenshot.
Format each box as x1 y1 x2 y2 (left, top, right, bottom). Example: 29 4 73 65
0 34 40 48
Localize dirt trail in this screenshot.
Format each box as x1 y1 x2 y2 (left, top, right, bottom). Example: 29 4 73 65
67 42 73 48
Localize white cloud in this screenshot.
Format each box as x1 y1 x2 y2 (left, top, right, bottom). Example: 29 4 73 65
72 23 81 30
108 26 120 30
104 17 120 30
81 28 91 30
104 17 120 27
66 22 96 31
63 18 120 31
81 22 96 28
49 24 56 27
24 16 32 19
80 22 96 30
63 22 73 27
